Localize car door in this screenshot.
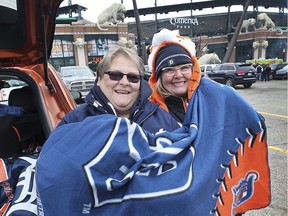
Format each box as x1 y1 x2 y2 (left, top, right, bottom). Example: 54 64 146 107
208 65 227 84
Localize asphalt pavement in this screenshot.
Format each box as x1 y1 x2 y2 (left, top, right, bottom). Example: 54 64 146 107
234 79 287 216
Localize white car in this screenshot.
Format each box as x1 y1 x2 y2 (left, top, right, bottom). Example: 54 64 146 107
200 64 217 73
0 79 27 103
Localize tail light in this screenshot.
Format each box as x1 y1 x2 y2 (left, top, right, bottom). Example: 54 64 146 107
236 71 246 75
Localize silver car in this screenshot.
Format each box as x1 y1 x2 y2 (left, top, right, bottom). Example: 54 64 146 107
58 66 96 98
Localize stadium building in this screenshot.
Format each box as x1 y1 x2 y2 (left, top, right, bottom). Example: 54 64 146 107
52 1 287 69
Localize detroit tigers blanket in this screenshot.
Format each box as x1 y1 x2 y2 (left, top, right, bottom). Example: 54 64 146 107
0 155 38 216
36 78 271 216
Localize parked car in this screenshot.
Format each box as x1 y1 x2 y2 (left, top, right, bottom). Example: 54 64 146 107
0 79 27 102
144 65 152 81
206 63 257 88
269 63 287 80
200 64 217 73
272 63 288 80
270 63 279 80
275 65 288 80
58 66 96 98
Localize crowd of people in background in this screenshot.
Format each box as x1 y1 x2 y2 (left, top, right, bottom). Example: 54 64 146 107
255 63 271 81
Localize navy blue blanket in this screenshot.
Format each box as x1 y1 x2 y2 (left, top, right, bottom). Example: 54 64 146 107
36 79 270 216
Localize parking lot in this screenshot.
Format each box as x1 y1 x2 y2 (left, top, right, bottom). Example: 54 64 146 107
234 79 287 216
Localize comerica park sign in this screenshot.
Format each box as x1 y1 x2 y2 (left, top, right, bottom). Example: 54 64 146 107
170 17 199 29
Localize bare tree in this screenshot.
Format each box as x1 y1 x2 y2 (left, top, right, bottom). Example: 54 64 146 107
222 0 251 63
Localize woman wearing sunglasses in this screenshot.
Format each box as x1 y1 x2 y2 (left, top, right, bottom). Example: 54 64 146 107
58 46 179 133
148 29 201 124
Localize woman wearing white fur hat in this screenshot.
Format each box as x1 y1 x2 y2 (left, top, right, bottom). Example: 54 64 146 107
146 30 270 216
148 28 201 123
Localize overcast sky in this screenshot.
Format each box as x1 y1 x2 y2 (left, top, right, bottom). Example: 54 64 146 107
59 0 200 22
59 0 285 23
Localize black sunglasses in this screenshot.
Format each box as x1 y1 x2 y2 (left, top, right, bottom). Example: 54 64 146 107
104 71 141 83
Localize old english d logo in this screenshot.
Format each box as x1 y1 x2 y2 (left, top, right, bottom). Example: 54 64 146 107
214 128 270 216
167 59 175 66
84 118 195 208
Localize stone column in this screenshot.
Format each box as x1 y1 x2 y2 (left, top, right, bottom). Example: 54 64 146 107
73 38 87 66
259 40 268 59
252 41 260 59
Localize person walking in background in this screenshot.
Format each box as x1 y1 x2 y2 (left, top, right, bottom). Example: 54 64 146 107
256 64 263 81
265 64 271 81
262 65 267 81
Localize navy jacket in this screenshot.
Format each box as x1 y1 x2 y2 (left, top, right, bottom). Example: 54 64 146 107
58 79 180 134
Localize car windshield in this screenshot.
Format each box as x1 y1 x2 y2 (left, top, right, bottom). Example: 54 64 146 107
276 64 288 70
61 67 93 77
238 64 254 69
7 79 26 87
270 64 278 70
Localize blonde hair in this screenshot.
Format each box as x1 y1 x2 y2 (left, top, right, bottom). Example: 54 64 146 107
96 45 145 78
155 79 174 98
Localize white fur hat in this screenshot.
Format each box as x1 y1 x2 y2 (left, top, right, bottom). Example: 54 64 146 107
148 28 196 73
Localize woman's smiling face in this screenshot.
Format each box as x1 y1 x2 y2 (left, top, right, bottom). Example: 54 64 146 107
160 64 192 98
97 54 140 117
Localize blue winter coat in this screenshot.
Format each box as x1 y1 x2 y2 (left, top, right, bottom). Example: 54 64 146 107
58 79 180 134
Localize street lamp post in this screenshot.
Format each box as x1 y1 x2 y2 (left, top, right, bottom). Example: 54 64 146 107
190 0 193 38
132 0 147 64
155 0 158 32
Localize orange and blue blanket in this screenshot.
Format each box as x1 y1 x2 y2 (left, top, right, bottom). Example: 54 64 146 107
36 78 271 216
